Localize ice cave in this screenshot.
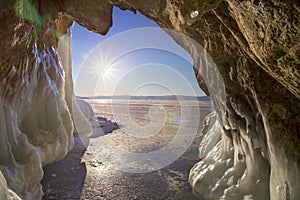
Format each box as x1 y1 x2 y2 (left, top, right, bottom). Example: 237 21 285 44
0 0 299 200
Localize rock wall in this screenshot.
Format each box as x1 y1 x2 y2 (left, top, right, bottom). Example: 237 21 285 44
107 1 300 199
0 0 299 199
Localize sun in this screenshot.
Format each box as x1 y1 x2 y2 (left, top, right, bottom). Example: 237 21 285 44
101 65 116 82
84 50 119 83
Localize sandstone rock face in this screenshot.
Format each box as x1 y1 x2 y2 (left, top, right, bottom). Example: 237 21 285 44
0 0 299 199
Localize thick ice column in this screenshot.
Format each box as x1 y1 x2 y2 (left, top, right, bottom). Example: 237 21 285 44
57 28 93 137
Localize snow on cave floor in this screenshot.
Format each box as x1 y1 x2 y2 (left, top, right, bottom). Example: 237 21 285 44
41 100 212 200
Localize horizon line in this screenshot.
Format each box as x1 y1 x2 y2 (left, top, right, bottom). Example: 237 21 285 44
77 94 209 97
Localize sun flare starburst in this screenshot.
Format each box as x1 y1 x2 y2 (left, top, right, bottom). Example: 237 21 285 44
84 51 123 87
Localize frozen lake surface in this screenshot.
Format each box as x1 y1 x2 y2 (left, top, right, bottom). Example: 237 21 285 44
42 99 212 199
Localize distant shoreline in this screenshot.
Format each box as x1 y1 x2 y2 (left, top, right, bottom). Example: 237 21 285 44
78 95 211 101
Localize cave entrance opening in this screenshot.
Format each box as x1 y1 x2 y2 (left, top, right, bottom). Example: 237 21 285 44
72 7 205 99
65 6 214 199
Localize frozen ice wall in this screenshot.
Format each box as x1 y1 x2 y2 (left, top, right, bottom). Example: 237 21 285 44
0 43 74 199
0 3 101 198
190 111 270 199
189 88 300 200
0 24 93 199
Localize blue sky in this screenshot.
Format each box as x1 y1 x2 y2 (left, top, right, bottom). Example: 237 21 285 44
71 7 205 97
